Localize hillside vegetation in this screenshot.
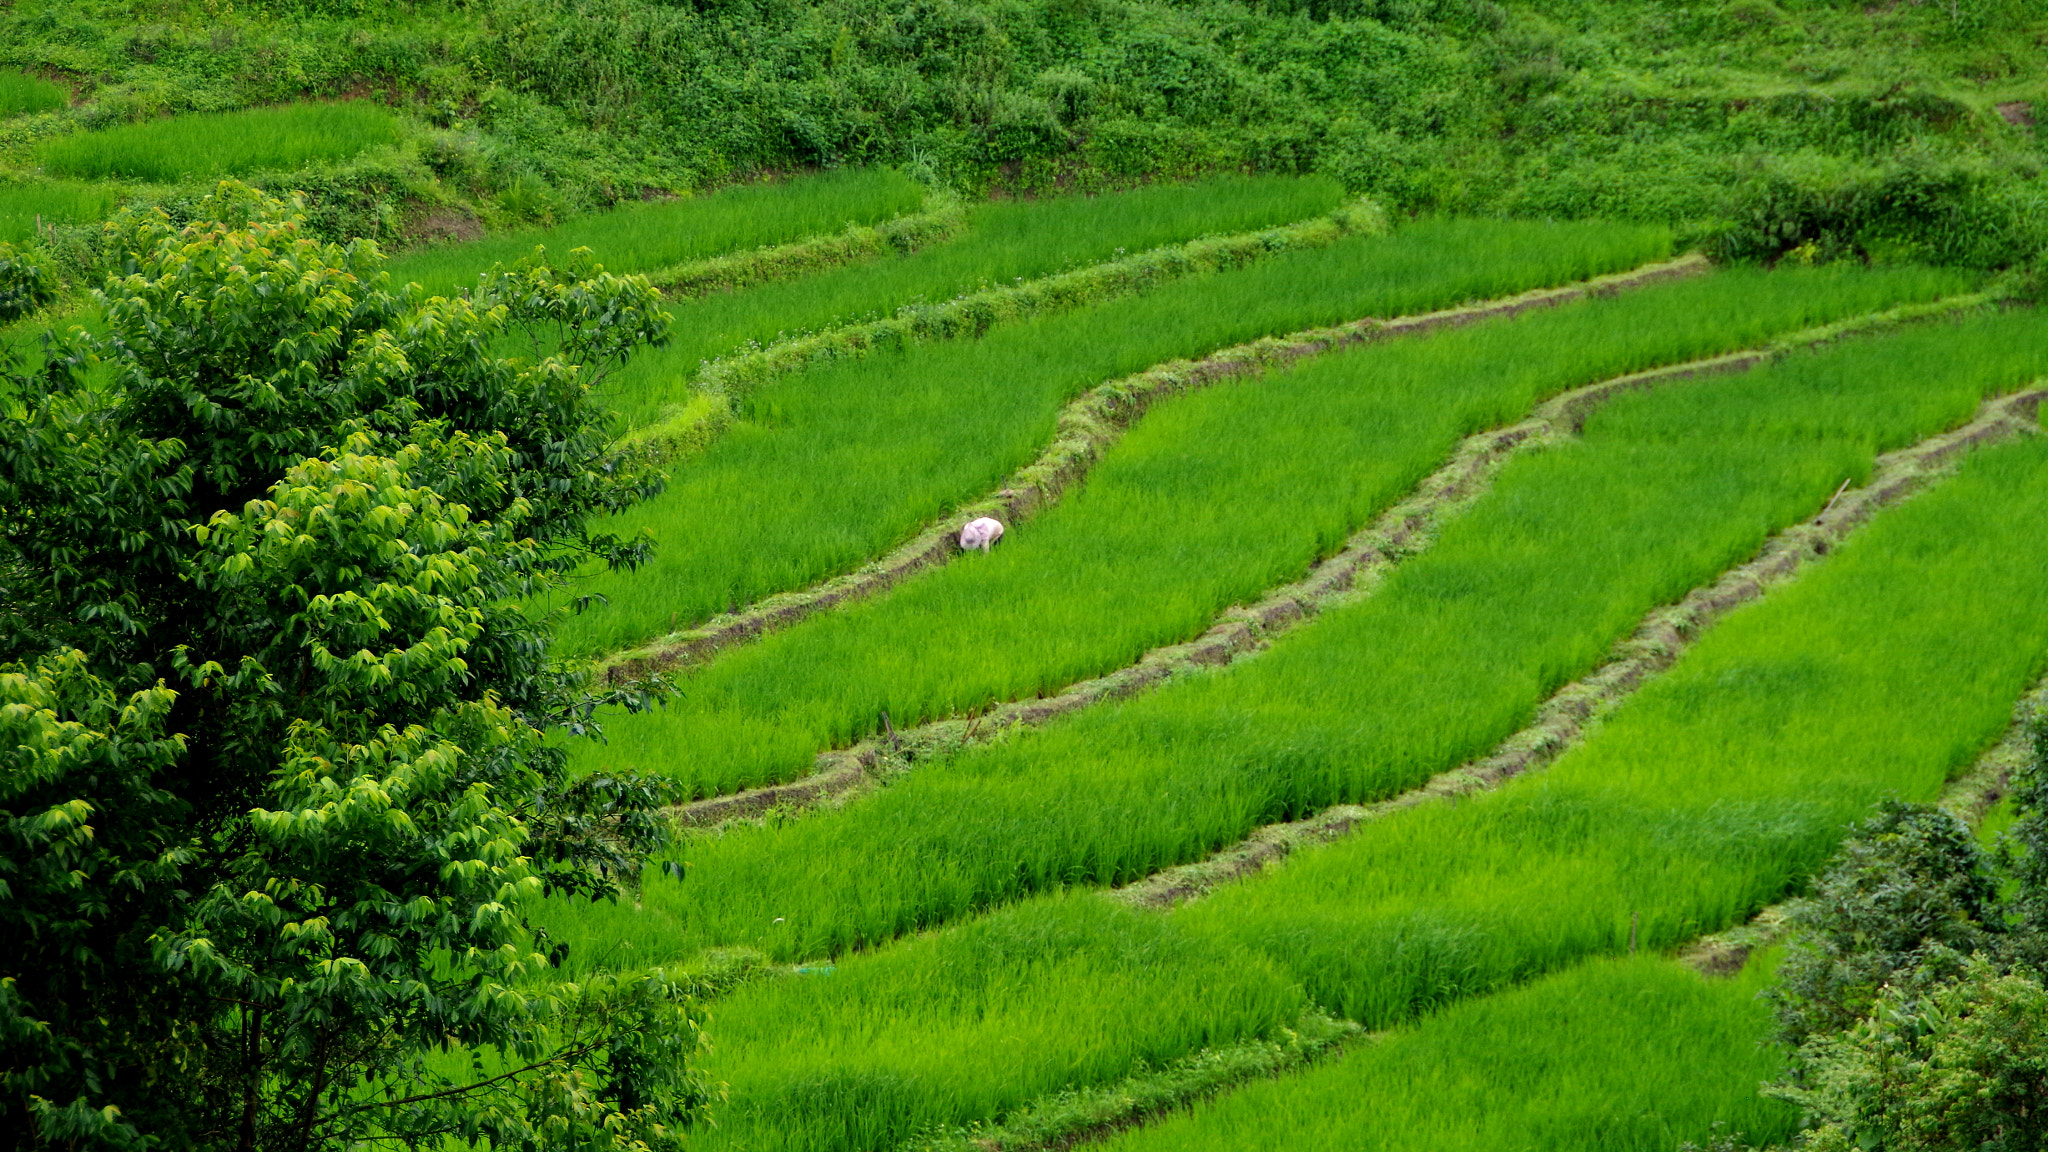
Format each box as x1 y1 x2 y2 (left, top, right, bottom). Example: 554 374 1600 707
7 2 2048 1151
0 0 2041 268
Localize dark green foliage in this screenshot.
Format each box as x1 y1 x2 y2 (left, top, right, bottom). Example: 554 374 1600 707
1996 720 2048 935
1756 730 2048 1150
1767 801 2002 1049
1769 957 2048 1152
0 182 705 1150
3 0 2043 267
0 240 55 323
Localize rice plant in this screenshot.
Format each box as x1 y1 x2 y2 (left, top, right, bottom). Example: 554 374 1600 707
553 217 1677 657
36 102 399 182
596 174 1349 427
0 181 120 243
385 168 926 300
0 72 67 117
1097 956 1796 1152
663 894 1305 1152
590 307 2048 963
575 264 1974 799
1178 430 2048 1027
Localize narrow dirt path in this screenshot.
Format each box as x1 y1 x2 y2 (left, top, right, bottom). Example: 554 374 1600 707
611 253 1710 681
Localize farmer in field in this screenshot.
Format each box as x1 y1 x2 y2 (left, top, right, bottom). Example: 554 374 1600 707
960 516 1004 552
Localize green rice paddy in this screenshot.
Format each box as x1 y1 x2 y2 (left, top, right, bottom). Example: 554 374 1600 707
572 263 1972 799
1098 956 1796 1152
112 170 2030 1150
385 167 927 300
0 72 66 117
0 181 119 243
37 101 399 182
553 217 1675 657
541 306 2048 1152
557 288 2046 970
596 173 1349 428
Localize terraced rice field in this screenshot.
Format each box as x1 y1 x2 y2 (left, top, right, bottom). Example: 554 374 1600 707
385 167 928 300
36 101 401 181
499 172 2048 1150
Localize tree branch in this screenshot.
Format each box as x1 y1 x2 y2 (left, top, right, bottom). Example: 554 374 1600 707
322 1039 605 1121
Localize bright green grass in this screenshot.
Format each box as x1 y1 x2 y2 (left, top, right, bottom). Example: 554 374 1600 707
1180 429 2048 1027
1097 956 1795 1152
574 363 2046 1152
560 307 2045 964
37 102 399 182
0 72 66 116
385 168 926 301
598 174 1347 428
682 894 1304 1152
576 264 1973 798
553 218 1675 657
0 181 119 243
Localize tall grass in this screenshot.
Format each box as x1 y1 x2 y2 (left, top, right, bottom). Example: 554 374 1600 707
1180 429 2048 1027
1097 956 1796 1152
0 181 119 243
0 72 66 116
577 265 1975 797
385 168 926 301
37 102 399 182
671 894 1304 1152
597 174 1347 428
554 218 1677 656
581 307 2048 963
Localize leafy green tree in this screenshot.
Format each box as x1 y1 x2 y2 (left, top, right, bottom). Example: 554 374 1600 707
0 183 709 1150
0 243 57 324
1767 800 2004 1050
1770 956 2048 1152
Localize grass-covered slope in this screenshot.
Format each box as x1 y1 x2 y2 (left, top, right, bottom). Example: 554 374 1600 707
0 0 2039 270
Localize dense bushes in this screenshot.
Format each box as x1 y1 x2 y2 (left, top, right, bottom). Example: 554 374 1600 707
2 0 2041 269
0 183 705 1150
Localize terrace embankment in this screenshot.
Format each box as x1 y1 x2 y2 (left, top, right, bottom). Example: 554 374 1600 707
666 294 2017 830
642 195 968 298
613 252 1709 682
1113 385 2047 910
